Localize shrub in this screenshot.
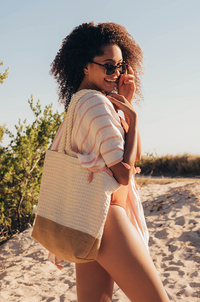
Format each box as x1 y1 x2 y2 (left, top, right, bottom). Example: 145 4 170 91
0 96 65 243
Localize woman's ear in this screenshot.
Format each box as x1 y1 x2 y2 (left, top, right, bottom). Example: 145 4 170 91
83 65 89 75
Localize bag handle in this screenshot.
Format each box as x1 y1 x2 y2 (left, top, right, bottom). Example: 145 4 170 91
58 89 102 154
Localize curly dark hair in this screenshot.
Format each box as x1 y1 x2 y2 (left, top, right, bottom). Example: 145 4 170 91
50 22 144 111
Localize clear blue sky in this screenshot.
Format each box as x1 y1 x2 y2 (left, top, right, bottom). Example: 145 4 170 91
1 0 200 155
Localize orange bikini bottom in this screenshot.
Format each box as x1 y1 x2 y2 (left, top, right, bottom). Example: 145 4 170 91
110 184 129 210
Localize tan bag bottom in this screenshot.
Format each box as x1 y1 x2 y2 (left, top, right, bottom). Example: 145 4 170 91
32 215 101 263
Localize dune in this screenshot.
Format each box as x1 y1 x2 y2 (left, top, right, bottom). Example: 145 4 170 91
0 180 199 301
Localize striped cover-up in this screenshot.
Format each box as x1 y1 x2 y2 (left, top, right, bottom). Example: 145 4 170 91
48 90 149 268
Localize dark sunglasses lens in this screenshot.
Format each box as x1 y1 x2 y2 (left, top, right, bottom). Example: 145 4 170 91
106 64 127 75
106 65 116 75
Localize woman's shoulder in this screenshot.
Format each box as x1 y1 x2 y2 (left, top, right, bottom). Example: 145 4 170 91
73 90 122 133
75 90 116 116
78 90 110 104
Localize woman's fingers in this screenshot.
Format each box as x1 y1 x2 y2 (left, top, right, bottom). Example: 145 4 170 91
123 69 135 85
124 79 135 84
107 93 126 104
123 75 134 82
127 64 134 75
107 94 136 117
107 95 126 110
118 65 134 85
118 65 136 103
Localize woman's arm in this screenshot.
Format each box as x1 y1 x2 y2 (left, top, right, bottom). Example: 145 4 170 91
120 65 141 162
124 113 141 162
106 65 141 185
107 94 139 185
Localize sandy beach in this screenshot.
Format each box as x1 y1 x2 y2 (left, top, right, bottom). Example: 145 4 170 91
0 180 200 301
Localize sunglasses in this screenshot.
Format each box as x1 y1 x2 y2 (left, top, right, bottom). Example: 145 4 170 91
90 61 127 75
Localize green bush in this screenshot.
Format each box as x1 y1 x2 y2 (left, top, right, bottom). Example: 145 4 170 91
0 96 65 243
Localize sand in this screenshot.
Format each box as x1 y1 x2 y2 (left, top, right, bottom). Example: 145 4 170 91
0 180 200 301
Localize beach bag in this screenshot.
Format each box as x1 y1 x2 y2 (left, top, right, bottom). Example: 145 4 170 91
31 90 120 263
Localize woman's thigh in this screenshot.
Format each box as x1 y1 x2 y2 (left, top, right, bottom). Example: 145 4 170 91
76 261 114 302
96 205 170 302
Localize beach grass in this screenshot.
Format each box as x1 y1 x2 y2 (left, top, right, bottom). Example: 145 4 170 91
136 153 200 178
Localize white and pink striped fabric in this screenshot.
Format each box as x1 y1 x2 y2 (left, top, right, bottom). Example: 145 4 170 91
49 90 149 268
52 91 125 172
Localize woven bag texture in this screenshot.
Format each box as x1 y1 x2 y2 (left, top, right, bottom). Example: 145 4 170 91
32 90 121 262
37 149 120 239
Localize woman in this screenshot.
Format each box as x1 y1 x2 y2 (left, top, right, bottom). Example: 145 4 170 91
50 22 170 302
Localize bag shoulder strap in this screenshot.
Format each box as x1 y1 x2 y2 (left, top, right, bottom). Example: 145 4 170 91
58 89 103 154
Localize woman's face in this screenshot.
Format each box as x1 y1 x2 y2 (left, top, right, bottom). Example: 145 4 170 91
83 44 123 93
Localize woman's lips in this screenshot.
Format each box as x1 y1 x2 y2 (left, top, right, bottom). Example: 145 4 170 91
104 78 117 85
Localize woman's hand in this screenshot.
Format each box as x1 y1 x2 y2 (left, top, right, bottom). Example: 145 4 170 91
107 93 137 124
118 65 136 104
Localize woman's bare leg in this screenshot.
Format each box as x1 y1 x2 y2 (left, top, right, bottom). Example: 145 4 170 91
97 205 170 302
76 261 114 302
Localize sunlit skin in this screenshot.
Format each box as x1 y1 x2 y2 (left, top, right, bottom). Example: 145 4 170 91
76 44 170 302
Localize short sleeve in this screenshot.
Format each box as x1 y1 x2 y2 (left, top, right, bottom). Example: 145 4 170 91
72 92 125 170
